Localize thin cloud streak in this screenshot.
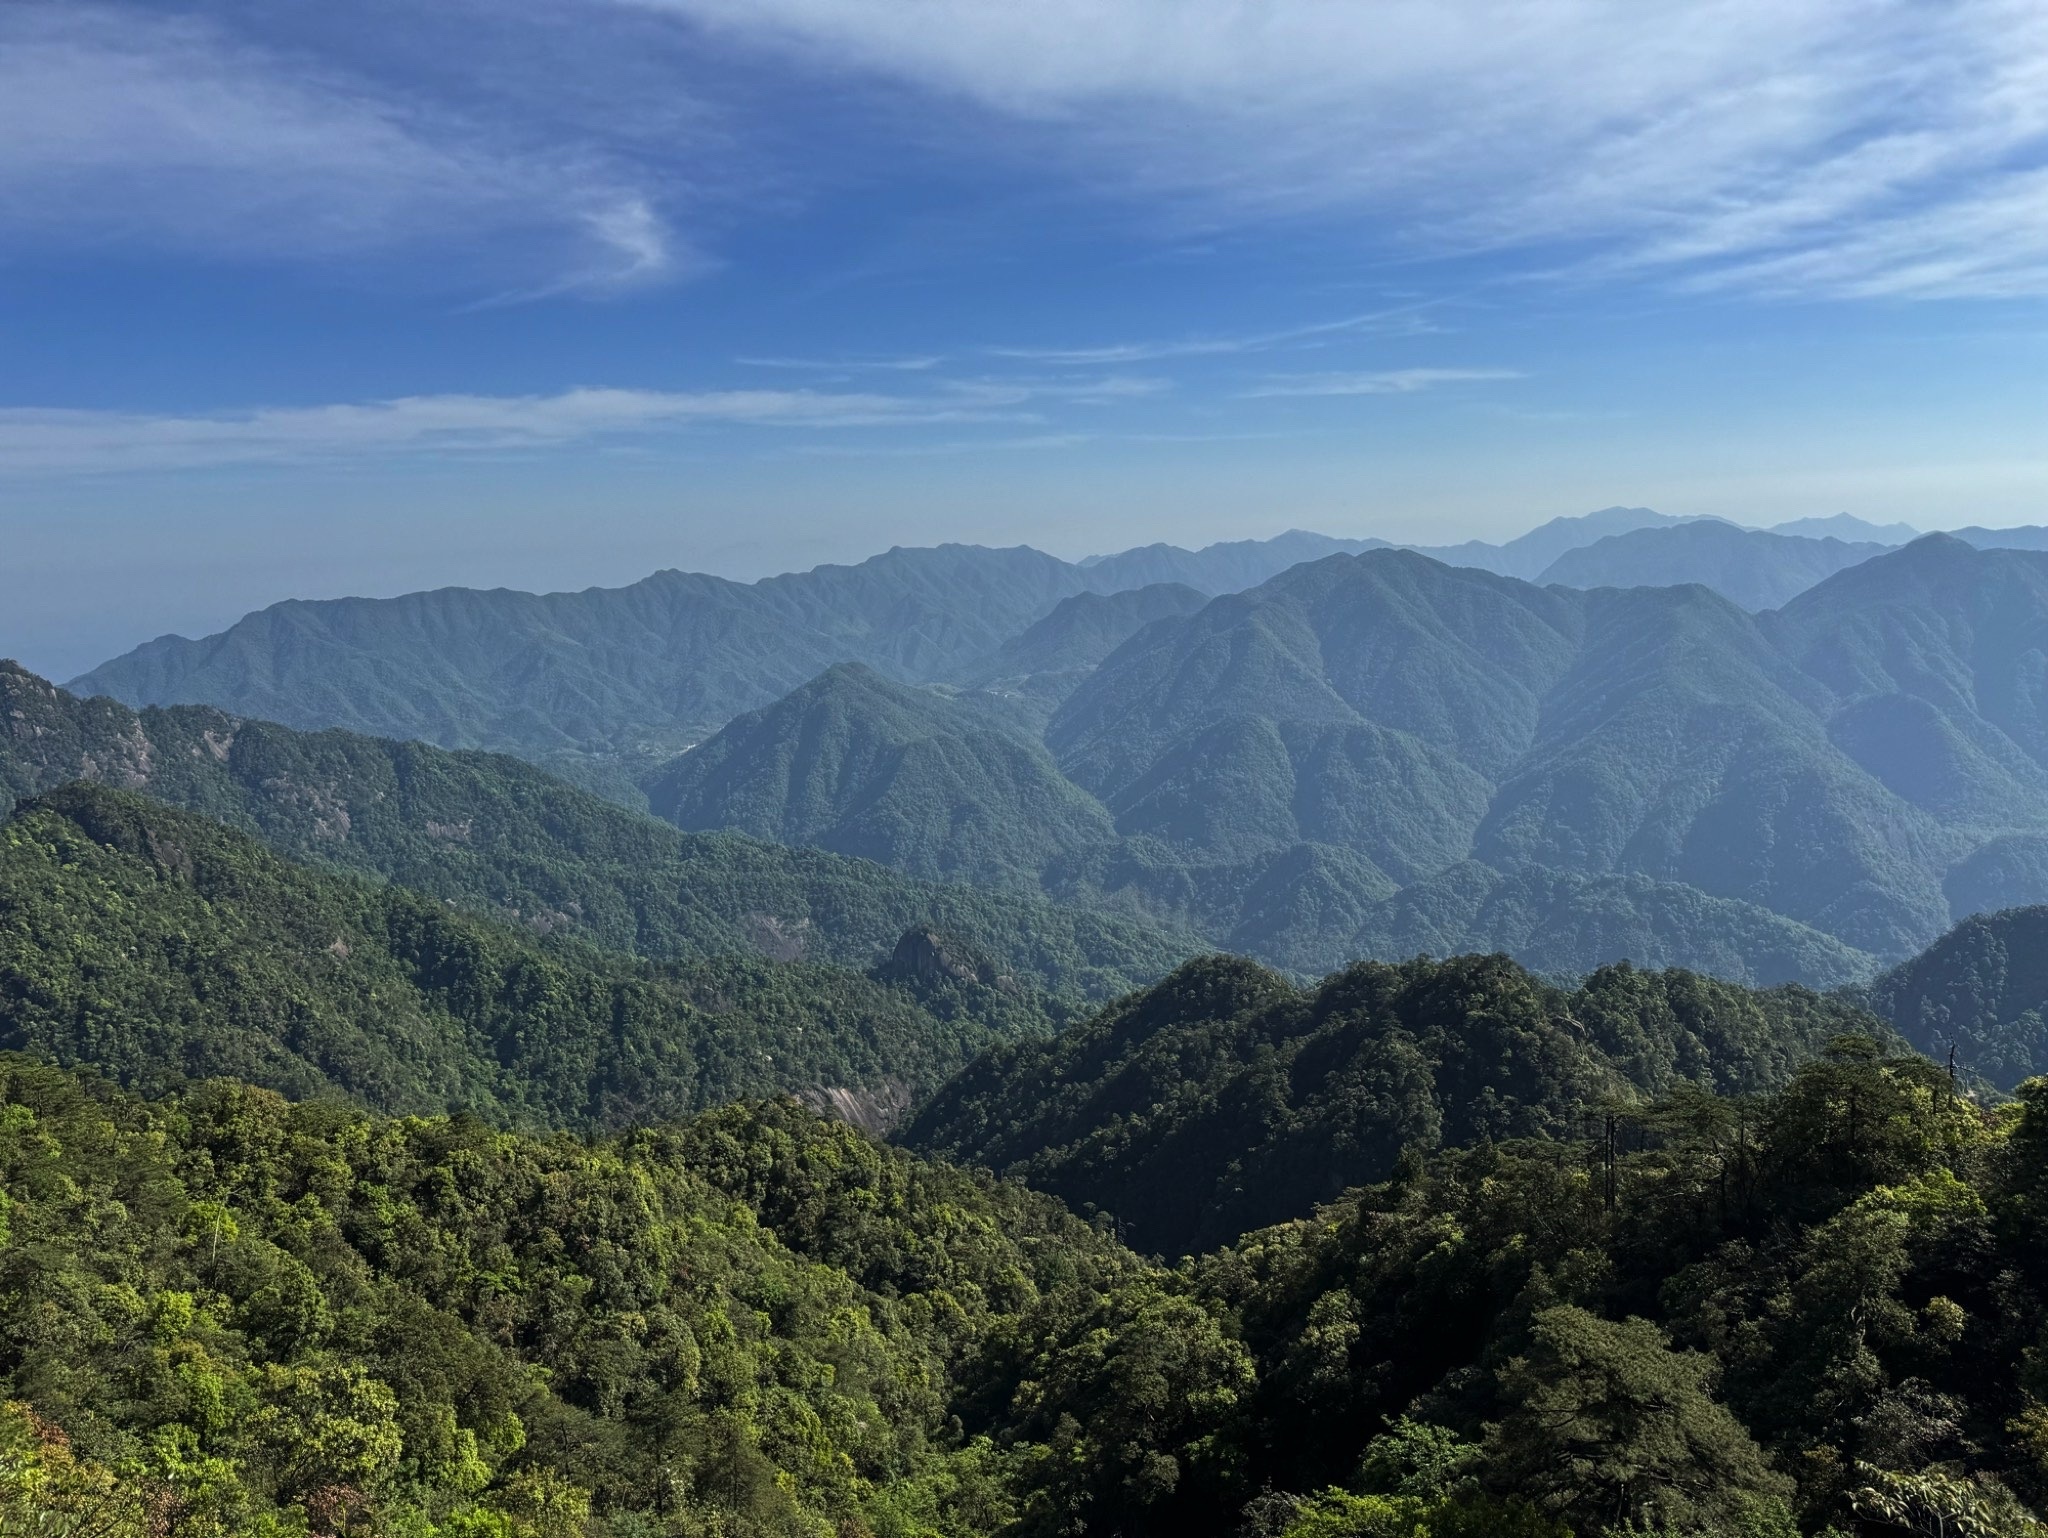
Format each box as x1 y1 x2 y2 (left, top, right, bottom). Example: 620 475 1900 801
738 355 946 371
0 387 1037 476
0 372 1176 475
987 305 1439 364
1241 367 1524 398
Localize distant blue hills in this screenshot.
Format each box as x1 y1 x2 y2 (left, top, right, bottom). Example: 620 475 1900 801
55 511 2048 986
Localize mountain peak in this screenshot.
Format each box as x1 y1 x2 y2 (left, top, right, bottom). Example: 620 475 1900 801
1770 513 1920 543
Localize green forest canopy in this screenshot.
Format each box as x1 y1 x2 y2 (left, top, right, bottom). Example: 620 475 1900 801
0 783 1056 1129
4 1038 2048 1536
907 950 1890 1255
0 658 1197 1003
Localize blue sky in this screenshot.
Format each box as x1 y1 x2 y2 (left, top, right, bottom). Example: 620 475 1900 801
5 0 2048 678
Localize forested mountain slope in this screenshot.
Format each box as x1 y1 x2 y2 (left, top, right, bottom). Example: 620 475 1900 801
905 950 1885 1255
0 1060 1162 1538
9 1035 2044 1536
1044 537 2048 962
969 581 1208 683
61 531 2048 988
668 540 2040 980
0 660 1195 999
1868 905 2048 1088
1764 532 2048 832
1403 504 1691 577
68 544 1110 762
655 656 1871 985
0 784 1054 1126
644 663 1118 885
961 580 1211 728
1185 1040 2048 1536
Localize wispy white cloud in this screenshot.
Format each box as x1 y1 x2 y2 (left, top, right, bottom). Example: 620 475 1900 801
634 0 2048 300
939 375 1169 405
789 432 1099 458
1242 368 1523 399
0 386 1038 475
0 371 1178 474
986 305 1438 364
0 3 686 293
737 354 946 371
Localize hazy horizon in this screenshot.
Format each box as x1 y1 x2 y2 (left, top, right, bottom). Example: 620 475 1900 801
1 503 2012 684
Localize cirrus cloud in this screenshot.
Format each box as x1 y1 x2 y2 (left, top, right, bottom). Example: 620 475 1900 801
632 0 2048 300
0 2 685 293
0 375 1172 475
1241 368 1524 399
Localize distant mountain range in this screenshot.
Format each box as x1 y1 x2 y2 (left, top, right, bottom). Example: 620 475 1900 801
68 516 1692 767
650 536 2048 981
1405 504 1700 577
51 509 2048 987
1768 513 1924 543
1536 521 1890 610
1868 904 2048 1089
85 504 2016 768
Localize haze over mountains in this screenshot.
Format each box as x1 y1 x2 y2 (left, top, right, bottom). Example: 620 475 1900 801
1536 522 1890 611
82 505 2046 767
51 508 2048 988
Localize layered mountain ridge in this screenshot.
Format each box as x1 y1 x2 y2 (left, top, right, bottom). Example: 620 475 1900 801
87 506 2048 768
652 538 2048 981
53 514 2048 987
0 658 1197 998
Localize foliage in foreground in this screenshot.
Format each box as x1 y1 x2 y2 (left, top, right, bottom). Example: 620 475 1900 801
1197 1040 2048 1538
6 1041 2048 1535
0 1057 1166 1536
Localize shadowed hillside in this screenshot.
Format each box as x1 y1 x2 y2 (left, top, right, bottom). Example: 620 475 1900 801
906 950 1886 1255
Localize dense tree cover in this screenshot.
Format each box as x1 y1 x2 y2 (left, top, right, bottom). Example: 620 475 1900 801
66 535 1395 767
1204 856 1873 988
60 536 2048 989
906 952 1889 1256
63 519 1711 772
1868 906 2048 1088
0 784 1058 1128
968 583 1209 685
63 546 1113 760
10 1035 2048 1535
639 658 1876 989
1052 542 2027 963
0 661 1195 1002
955 583 1213 733
1184 1039 2048 1537
0 1054 1178 1536
644 665 1119 889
